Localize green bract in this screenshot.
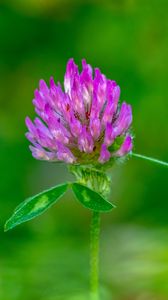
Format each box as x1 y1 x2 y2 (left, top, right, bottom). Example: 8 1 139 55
4 183 68 231
4 166 115 231
71 183 114 212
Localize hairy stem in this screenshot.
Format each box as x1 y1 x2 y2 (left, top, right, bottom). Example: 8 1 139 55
90 211 101 300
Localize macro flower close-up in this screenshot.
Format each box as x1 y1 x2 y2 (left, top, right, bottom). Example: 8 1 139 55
25 59 133 166
1 2 168 300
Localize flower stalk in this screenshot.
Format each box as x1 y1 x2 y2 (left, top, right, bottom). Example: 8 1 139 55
90 211 101 300
69 165 111 299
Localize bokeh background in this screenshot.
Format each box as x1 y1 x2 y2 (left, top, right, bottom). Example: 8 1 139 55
0 1 168 299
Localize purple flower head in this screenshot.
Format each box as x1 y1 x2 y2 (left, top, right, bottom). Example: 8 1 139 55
26 59 133 166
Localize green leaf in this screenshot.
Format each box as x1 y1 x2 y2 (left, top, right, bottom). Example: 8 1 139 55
71 183 115 212
4 183 69 231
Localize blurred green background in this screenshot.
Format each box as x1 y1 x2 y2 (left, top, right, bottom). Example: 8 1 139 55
0 0 168 299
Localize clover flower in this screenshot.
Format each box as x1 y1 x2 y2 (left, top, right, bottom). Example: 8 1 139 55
5 58 168 300
25 59 133 165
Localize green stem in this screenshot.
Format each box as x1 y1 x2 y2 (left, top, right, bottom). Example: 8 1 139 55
90 211 101 300
132 152 168 167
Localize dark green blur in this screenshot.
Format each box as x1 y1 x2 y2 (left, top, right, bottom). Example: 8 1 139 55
0 1 168 299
